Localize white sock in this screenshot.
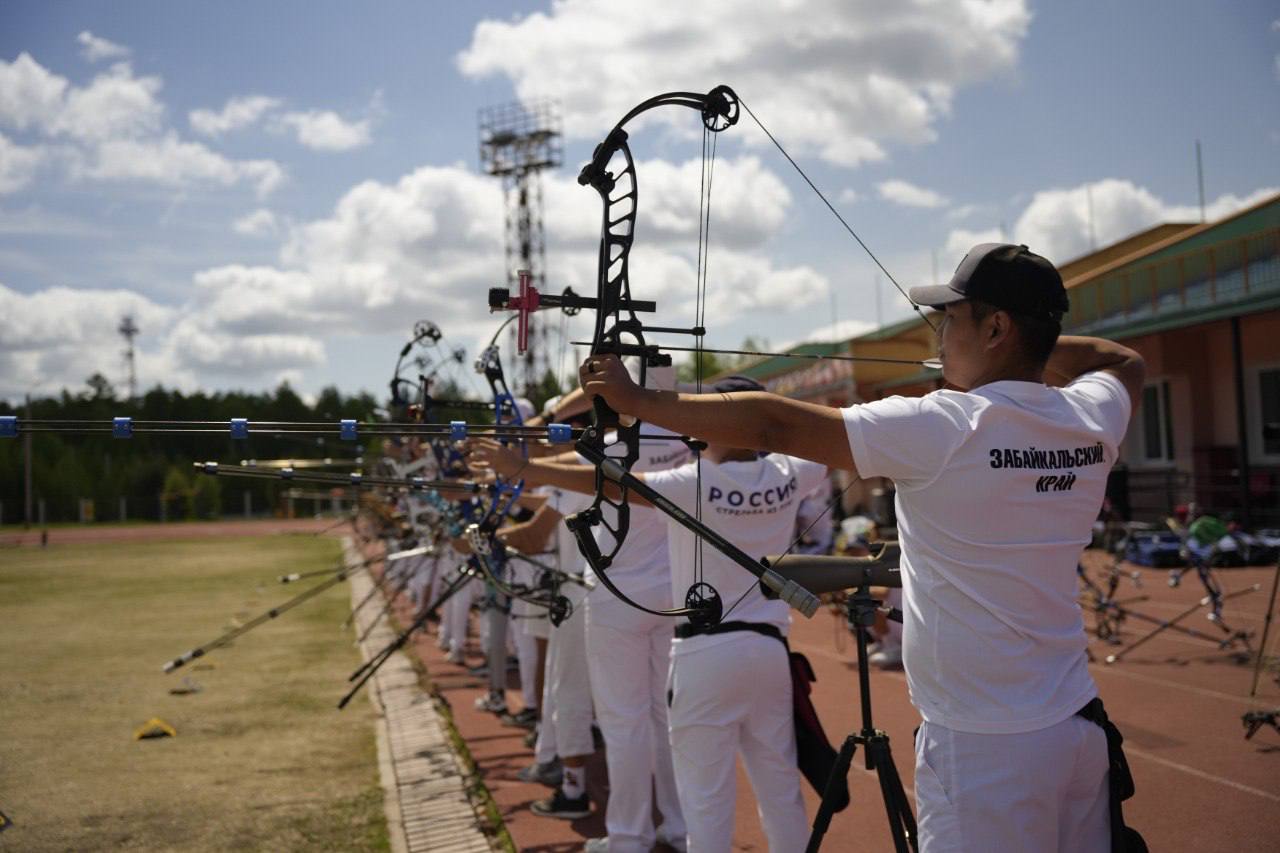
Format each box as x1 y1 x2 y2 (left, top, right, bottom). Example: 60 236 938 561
562 765 585 799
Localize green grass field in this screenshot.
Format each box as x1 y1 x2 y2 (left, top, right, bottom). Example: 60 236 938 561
0 536 388 852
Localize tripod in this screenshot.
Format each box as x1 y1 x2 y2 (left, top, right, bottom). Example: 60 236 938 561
807 585 917 853
1103 542 1257 665
1077 559 1147 644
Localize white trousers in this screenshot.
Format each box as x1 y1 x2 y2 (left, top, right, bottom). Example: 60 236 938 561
507 560 542 709
585 583 686 853
668 633 809 853
537 582 593 761
406 554 435 608
444 573 479 655
914 715 1109 853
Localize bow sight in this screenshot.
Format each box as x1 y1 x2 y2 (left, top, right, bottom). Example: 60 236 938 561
489 269 655 355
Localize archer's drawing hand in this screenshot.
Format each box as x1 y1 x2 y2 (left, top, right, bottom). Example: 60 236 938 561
579 354 642 416
467 438 524 479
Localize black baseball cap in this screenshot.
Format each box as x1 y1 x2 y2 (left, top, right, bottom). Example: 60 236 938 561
713 375 765 394
909 243 1070 320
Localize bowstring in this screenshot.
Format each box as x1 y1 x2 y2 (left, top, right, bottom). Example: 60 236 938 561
735 96 936 333
696 122 716 601
712 94 927 622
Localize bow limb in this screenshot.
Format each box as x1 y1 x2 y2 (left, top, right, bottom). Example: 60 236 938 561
560 85 741 623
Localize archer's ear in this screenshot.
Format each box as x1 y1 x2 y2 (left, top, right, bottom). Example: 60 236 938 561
984 309 1014 351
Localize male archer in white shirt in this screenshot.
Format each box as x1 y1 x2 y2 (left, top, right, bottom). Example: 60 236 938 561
578 244 1147 852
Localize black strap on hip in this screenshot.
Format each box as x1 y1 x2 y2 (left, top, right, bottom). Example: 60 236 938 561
1076 697 1148 853
674 619 785 641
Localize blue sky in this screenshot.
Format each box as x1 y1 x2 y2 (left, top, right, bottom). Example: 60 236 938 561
2 1 1277 403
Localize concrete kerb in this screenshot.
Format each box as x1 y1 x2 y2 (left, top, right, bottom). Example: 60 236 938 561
344 538 500 853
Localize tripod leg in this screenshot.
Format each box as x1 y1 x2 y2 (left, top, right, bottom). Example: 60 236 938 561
1104 594 1212 663
868 735 918 853
806 734 858 853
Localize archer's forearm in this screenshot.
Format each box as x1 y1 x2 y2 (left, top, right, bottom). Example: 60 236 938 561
1044 335 1138 379
516 459 600 497
1043 335 1144 385
518 458 650 507
630 390 855 470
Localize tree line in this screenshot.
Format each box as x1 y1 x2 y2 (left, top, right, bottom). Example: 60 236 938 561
2 375 386 525
1 346 765 526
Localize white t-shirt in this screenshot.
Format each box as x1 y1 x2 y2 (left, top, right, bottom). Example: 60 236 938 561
793 481 835 555
581 429 691 592
644 454 828 654
843 371 1132 734
535 484 592 579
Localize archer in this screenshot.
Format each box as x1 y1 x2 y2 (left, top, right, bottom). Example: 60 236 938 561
580 243 1150 853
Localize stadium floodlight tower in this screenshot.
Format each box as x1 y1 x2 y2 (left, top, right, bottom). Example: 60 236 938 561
118 315 139 401
478 98 563 396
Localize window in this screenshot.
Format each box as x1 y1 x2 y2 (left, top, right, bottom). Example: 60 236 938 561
1259 367 1280 458
1139 380 1175 463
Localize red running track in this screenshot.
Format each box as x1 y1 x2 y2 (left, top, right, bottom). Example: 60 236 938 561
375 550 1280 852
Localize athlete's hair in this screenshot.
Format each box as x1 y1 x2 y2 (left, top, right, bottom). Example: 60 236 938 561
969 299 1061 366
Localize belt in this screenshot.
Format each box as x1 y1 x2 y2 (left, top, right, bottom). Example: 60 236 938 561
674 619 785 643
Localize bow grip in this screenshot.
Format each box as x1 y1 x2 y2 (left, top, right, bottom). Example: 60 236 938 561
590 395 621 431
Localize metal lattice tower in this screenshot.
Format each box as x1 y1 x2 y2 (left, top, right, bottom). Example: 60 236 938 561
118 315 139 400
479 98 563 395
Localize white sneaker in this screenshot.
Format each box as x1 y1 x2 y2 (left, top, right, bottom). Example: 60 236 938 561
474 691 508 714
516 758 563 787
869 644 903 670
583 839 609 852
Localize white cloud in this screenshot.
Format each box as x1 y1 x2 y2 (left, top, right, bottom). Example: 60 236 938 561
0 282 177 398
838 188 859 204
168 153 814 385
81 132 284 197
77 31 131 63
189 95 281 135
878 178 948 209
0 52 69 132
944 226 1004 260
0 133 44 193
165 315 324 374
232 208 279 237
51 62 165 142
542 155 793 250
793 317 877 346
943 179 1279 266
2 144 818 395
0 53 285 198
0 55 165 142
459 0 1030 167
274 110 371 151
